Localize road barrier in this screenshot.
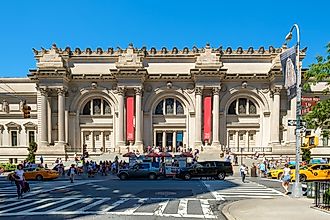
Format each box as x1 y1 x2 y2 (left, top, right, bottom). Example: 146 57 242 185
314 181 330 209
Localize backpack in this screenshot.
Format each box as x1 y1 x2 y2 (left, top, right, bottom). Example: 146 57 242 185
22 181 30 193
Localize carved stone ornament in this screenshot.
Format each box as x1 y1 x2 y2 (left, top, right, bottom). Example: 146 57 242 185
134 87 143 95
116 86 125 95
195 87 203 95
273 86 281 95
2 99 9 114
57 88 66 96
212 87 221 95
196 44 222 67
39 88 48 96
37 44 64 68
116 43 143 68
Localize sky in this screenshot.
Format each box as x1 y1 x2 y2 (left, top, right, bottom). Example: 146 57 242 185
0 0 329 77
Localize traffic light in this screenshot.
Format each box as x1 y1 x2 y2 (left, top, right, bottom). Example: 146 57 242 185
23 104 31 118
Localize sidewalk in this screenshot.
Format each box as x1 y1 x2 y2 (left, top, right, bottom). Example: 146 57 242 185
222 197 330 220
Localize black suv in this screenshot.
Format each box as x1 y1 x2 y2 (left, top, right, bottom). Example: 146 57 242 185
176 161 233 180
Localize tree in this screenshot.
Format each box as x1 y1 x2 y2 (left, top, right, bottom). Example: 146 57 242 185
26 142 37 163
303 43 330 142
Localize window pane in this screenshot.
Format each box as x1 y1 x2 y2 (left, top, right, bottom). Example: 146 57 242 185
11 131 17 146
93 99 101 115
228 101 236 115
82 101 91 115
239 134 244 140
176 100 184 114
103 100 111 115
165 98 174 114
155 101 163 115
249 100 257 114
238 98 247 114
29 131 35 144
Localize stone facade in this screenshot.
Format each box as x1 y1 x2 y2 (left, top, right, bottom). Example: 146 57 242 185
0 43 309 163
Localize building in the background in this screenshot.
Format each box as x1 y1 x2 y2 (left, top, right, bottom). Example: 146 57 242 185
0 43 309 163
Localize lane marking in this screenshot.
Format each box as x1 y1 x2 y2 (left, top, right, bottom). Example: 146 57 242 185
177 199 188 216
78 198 111 211
200 199 216 219
202 181 225 201
125 198 148 214
0 199 50 213
154 199 169 216
45 198 89 213
101 198 129 212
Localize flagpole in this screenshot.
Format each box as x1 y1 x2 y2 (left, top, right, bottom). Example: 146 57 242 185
286 24 302 198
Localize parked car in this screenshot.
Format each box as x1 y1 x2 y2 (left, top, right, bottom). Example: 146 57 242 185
291 164 330 182
117 162 161 180
176 161 233 180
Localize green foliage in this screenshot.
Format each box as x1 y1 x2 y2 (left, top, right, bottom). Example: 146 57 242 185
0 163 17 172
303 43 330 137
26 142 37 163
301 147 311 162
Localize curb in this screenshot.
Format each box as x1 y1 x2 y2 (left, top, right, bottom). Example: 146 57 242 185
221 201 240 220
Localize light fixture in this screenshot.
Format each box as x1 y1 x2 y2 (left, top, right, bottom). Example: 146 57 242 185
285 32 293 41
241 81 247 88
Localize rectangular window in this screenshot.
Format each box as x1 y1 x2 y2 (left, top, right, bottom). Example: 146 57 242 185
86 135 89 141
105 135 110 141
249 134 254 141
28 131 35 144
11 131 18 146
229 134 234 141
239 134 244 141
96 135 99 141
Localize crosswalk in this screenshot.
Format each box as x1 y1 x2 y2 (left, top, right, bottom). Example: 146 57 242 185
0 197 218 218
203 178 285 200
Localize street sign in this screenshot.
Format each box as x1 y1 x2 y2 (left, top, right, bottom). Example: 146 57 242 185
288 120 306 127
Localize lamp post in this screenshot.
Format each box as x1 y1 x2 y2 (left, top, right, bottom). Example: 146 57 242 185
285 24 302 198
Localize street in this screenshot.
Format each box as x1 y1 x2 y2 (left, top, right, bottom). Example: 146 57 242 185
0 175 286 219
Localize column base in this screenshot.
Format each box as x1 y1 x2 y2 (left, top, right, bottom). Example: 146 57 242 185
211 141 220 147
134 142 144 153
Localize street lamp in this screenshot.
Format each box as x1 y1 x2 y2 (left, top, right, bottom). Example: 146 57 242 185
285 24 302 198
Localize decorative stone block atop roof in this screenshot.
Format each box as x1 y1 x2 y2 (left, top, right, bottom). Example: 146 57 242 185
37 44 65 68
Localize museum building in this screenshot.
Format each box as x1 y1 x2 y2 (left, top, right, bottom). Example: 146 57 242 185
0 43 308 163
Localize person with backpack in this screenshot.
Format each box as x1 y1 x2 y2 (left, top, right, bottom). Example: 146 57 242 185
68 164 77 183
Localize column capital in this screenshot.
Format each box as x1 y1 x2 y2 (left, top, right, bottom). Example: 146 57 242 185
273 86 282 95
38 87 49 96
134 87 143 95
212 87 221 95
56 88 67 96
116 86 126 95
195 86 203 95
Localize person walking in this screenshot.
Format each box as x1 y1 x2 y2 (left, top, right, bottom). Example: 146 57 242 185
282 164 291 195
68 164 77 183
13 164 25 199
240 164 248 183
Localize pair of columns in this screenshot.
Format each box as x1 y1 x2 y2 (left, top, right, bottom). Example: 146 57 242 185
39 88 66 148
195 87 220 147
117 87 142 146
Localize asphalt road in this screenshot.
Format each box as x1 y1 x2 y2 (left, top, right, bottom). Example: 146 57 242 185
0 175 286 220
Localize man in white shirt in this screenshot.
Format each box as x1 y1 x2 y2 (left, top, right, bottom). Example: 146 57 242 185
13 164 25 199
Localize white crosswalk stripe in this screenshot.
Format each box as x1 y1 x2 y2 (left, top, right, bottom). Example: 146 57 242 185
0 197 218 219
203 178 285 200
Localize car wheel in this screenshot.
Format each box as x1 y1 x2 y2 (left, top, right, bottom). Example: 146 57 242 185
184 173 191 180
277 172 283 180
217 172 226 180
119 173 128 180
299 174 307 182
149 173 157 180
36 175 44 181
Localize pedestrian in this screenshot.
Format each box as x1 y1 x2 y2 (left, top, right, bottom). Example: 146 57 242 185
259 162 266 177
240 164 248 183
281 164 291 195
12 164 25 199
68 164 77 183
40 155 44 165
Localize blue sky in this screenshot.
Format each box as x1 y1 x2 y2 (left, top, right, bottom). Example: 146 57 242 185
0 0 329 77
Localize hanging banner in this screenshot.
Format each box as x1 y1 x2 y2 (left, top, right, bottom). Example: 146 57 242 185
280 46 297 99
203 96 212 142
126 97 135 141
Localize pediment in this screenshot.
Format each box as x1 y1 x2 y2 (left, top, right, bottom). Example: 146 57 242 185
23 122 37 129
5 122 21 129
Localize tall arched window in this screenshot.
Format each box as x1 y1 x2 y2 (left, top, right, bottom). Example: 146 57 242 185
81 98 111 115
154 98 184 115
227 98 257 115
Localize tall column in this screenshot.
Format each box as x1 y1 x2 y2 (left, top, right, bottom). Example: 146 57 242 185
173 131 177 152
134 87 142 146
271 87 281 144
153 131 156 147
246 131 250 152
212 87 220 147
40 88 48 147
91 131 94 152
57 88 65 145
47 96 52 144
65 110 69 144
162 131 166 149
195 87 203 147
117 86 125 146
235 131 239 152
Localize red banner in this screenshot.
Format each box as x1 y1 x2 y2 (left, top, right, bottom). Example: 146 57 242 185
302 97 320 115
126 97 135 141
203 96 212 142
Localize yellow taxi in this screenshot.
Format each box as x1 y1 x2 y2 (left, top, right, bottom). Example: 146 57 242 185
10 168 59 181
269 165 295 179
291 164 330 182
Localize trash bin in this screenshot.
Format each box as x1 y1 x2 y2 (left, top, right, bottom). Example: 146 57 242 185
251 167 257 177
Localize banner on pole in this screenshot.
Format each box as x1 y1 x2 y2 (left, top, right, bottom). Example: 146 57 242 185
280 46 297 100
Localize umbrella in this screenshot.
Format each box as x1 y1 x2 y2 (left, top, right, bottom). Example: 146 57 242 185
158 152 173 158
123 152 136 157
180 152 193 157
146 152 160 157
